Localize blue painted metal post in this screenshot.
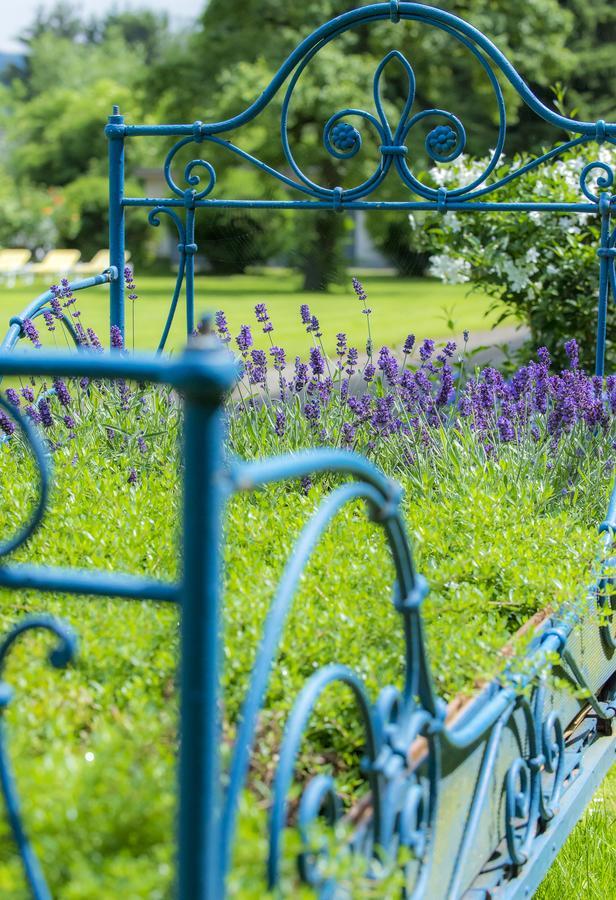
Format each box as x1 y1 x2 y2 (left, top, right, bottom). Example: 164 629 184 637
185 205 196 335
107 105 126 341
595 195 611 377
178 336 228 899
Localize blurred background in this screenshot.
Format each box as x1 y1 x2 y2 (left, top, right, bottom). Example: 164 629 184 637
0 1 614 357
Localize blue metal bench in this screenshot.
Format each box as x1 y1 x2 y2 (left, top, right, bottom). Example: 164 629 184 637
1 3 616 897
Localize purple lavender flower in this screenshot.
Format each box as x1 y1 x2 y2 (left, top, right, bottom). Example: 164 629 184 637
293 357 309 392
463 330 470 343
564 339 579 370
125 267 138 302
341 422 356 446
21 386 35 403
363 363 376 383
300 475 312 494
274 409 286 437
537 347 551 369
303 400 320 422
377 346 399 383
309 347 325 376
419 339 435 362
22 318 41 349
53 379 71 408
403 334 415 355
87 327 103 351
24 404 41 424
63 415 76 430
110 325 124 349
5 389 20 408
497 415 515 442
269 345 286 371
128 467 138 484
336 333 347 367
137 435 147 455
300 304 311 326
255 303 273 334
235 325 253 356
346 348 359 376
42 310 56 333
436 364 454 406
443 340 457 359
0 410 15 436
50 285 63 319
215 310 231 344
38 398 53 429
352 276 371 314
310 315 322 338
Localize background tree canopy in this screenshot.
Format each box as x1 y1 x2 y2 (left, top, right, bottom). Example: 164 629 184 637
0 0 613 283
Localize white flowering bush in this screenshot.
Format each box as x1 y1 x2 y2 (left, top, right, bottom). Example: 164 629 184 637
411 145 616 368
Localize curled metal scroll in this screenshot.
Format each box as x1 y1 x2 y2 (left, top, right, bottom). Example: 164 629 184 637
268 666 439 897
0 397 51 560
0 616 77 900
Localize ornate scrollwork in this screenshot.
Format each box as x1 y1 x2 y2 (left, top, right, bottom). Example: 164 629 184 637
267 666 438 895
164 136 216 201
0 397 50 560
539 712 565 822
0 616 77 898
579 161 615 204
503 688 566 871
505 755 533 866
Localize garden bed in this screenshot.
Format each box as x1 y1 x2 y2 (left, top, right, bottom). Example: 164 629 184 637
0 424 609 895
0 282 615 894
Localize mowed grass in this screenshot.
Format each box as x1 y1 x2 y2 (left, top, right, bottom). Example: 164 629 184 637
0 269 509 357
537 768 616 899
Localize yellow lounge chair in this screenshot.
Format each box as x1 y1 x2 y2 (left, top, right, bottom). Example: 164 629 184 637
29 249 81 279
74 249 131 276
0 249 32 286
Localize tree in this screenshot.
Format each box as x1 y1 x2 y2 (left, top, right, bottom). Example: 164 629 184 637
0 3 170 257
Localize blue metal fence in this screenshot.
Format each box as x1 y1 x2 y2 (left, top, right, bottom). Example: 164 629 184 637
1 3 616 897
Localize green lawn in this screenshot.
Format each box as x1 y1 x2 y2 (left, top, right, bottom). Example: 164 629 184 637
0 269 509 357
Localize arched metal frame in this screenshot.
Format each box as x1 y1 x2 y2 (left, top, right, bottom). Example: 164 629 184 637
105 2 616 371
0 4 615 899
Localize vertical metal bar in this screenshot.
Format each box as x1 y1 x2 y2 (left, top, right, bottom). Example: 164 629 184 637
178 341 226 899
595 196 611 377
107 105 126 341
185 206 196 335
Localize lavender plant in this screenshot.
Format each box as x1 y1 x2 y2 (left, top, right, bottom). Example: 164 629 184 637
220 279 616 517
1 270 179 485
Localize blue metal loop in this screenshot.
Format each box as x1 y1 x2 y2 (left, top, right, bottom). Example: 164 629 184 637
540 626 569 653
389 0 400 23
395 574 429 612
379 143 408 156
595 119 607 142
0 397 51 560
179 243 198 255
437 187 448 212
332 186 344 212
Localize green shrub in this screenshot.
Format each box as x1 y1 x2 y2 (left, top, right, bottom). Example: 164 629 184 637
411 145 616 369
